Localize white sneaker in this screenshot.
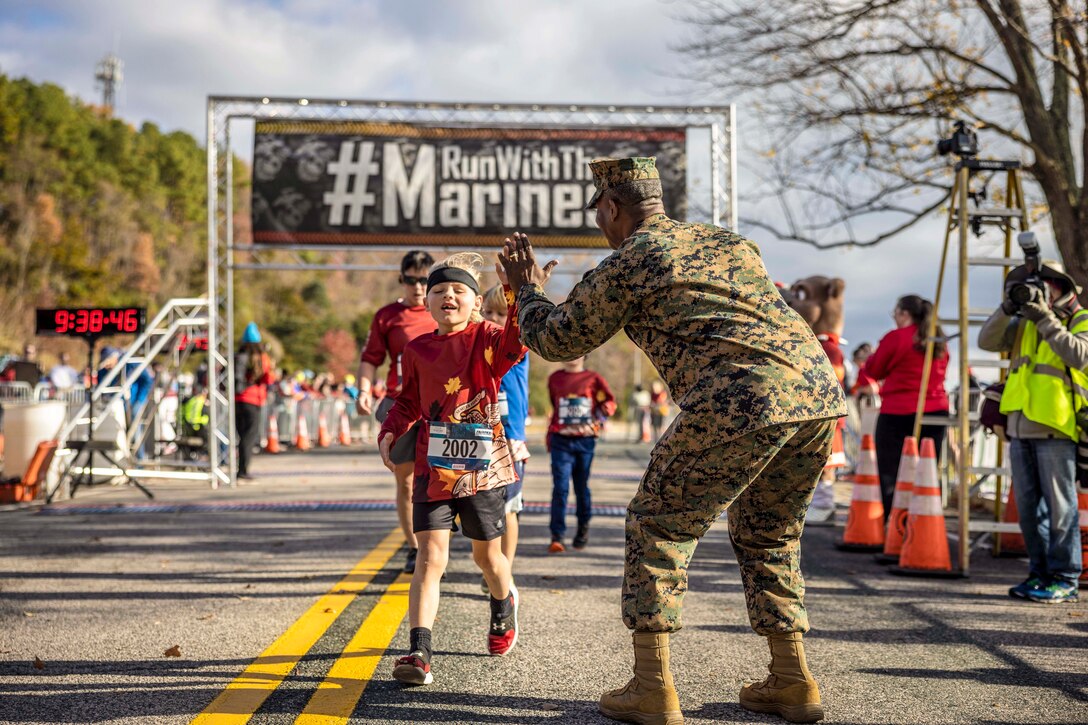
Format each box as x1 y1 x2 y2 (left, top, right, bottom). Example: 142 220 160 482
804 506 836 527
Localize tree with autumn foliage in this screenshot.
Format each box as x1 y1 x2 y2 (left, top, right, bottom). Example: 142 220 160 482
679 0 1088 297
0 74 206 349
318 328 358 380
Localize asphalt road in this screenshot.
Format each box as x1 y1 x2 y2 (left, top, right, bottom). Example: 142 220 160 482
0 445 1085 724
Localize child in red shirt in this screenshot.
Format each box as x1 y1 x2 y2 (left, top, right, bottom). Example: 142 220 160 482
546 357 616 552
378 253 527 686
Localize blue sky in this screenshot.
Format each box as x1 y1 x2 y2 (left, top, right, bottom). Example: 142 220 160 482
0 0 1057 383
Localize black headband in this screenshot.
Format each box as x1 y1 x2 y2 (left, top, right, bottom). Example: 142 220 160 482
426 267 480 295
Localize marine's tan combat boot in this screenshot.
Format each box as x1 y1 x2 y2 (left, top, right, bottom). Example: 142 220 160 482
598 632 684 725
739 632 824 723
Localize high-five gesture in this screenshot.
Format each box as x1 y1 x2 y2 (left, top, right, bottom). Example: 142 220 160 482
498 232 558 296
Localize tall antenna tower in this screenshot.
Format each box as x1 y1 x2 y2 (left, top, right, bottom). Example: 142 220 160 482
95 53 123 113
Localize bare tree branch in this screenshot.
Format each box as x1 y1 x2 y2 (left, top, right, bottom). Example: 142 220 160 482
675 0 1087 295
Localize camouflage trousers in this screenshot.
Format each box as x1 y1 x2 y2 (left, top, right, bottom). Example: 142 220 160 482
622 418 835 635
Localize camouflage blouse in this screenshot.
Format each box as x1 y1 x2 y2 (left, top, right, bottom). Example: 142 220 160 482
516 213 847 456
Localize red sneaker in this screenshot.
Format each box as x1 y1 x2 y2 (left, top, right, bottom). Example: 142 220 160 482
392 652 433 685
487 582 519 656
548 540 566 554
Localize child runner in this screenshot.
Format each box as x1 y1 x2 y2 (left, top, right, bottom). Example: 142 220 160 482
547 356 616 553
480 283 531 591
378 253 526 686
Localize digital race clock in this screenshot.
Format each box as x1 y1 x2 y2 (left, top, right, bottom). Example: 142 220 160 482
35 307 147 338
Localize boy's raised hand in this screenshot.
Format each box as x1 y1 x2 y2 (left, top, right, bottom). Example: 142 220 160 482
499 231 558 295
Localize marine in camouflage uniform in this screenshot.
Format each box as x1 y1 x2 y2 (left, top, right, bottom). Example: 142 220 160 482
501 157 846 724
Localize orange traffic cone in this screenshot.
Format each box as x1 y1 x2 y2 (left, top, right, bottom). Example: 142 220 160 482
892 437 959 577
996 482 1027 556
338 411 352 446
876 436 917 564
1078 486 1088 583
264 414 281 454
317 411 332 448
836 434 885 551
295 414 312 451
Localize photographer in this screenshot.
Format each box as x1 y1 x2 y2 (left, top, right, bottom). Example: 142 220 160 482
979 247 1087 604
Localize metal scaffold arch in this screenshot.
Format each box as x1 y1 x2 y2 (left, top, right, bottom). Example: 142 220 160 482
207 95 737 486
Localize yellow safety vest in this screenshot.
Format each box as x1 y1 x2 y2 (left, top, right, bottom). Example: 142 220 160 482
1000 309 1088 441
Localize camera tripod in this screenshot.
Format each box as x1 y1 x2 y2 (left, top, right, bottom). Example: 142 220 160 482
913 157 1028 573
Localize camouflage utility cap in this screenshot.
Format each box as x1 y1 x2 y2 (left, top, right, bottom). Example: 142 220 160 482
585 156 660 209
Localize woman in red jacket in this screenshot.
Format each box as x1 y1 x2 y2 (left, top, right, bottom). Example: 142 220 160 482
855 295 949 517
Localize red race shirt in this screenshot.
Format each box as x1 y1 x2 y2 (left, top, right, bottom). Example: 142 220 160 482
360 301 435 396
547 369 617 437
379 294 528 503
855 324 949 415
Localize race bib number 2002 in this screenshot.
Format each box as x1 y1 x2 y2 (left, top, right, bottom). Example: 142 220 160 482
427 423 493 472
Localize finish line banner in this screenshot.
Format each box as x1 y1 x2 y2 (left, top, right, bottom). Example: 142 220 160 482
251 121 687 249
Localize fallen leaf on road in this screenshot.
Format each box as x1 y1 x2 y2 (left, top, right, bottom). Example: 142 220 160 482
33 657 44 670
324 608 336 614
540 703 560 711
549 590 564 595
233 595 252 601
22 612 33 618
244 584 254 589
1069 611 1084 617
541 575 556 581
163 645 181 658
197 613 216 621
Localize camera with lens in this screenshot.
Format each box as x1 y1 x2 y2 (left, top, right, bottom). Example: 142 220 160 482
937 120 979 157
1006 231 1046 310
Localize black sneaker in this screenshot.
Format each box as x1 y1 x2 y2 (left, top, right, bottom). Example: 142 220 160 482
572 526 589 550
487 582 519 656
404 548 418 574
392 650 433 685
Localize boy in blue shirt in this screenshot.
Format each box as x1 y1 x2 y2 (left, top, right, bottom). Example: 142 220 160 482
482 283 531 581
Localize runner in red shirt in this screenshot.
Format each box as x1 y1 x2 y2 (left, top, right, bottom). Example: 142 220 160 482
355 250 435 573
546 357 616 552
378 253 527 686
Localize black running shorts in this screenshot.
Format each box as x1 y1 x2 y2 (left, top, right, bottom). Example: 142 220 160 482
389 421 421 466
413 487 508 541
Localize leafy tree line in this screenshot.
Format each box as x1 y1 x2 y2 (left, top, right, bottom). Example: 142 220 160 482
0 74 364 374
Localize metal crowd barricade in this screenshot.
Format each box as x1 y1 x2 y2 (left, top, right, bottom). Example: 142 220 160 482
0 381 34 434
320 398 337 437
0 381 34 404
52 387 90 441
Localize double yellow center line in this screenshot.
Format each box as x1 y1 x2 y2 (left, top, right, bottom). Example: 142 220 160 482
192 528 410 724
